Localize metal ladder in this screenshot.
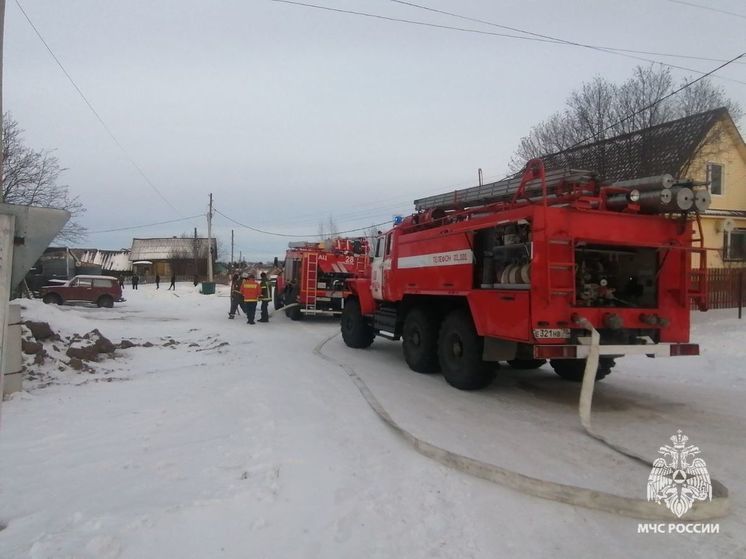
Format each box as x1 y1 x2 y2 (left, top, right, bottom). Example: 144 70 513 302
414 167 594 212
355 255 367 275
546 236 575 302
304 252 318 314
688 247 708 311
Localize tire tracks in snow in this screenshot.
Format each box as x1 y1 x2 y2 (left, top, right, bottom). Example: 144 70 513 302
314 332 729 520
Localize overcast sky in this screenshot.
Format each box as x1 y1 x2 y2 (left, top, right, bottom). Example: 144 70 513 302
6 0 746 261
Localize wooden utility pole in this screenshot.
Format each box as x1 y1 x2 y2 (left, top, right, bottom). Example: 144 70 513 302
1 0 5 203
192 227 198 277
207 193 214 281
1 0 8 405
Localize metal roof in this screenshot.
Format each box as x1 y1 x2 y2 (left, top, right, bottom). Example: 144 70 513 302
77 249 132 271
129 238 217 261
540 107 730 183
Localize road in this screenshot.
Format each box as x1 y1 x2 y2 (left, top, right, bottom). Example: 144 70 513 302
1 283 744 558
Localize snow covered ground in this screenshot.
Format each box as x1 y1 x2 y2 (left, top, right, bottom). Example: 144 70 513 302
1 283 745 558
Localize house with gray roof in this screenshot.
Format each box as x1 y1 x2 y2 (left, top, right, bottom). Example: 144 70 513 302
129 237 217 279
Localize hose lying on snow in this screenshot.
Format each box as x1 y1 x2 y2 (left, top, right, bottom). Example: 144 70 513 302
314 331 729 520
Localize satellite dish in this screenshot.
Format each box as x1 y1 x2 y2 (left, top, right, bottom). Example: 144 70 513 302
722 219 735 233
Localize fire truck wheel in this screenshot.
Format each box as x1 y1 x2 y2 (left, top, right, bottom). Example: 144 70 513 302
402 307 440 374
274 289 284 310
549 358 615 382
341 298 375 349
507 359 547 370
285 305 303 321
438 310 494 390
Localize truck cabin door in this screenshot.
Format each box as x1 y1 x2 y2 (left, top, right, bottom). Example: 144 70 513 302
371 233 390 300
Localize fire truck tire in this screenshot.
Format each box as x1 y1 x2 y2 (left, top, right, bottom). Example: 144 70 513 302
285 305 303 321
341 298 375 349
274 288 284 310
402 307 440 374
550 358 615 382
507 359 546 370
438 310 494 390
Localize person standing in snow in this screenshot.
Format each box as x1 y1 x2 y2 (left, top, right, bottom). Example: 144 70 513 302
119 275 125 290
228 273 242 319
131 274 139 290
240 272 260 324
155 274 160 289
168 273 176 290
258 272 272 323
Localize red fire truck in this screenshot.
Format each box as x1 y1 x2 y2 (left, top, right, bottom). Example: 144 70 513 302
341 159 710 390
276 237 370 320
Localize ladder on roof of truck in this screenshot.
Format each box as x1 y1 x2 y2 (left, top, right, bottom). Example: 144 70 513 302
413 166 595 212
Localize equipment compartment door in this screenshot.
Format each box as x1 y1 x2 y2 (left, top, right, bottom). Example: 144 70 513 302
468 290 530 342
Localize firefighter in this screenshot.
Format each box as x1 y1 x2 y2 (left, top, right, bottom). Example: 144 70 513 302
228 273 242 319
240 272 260 324
258 272 272 323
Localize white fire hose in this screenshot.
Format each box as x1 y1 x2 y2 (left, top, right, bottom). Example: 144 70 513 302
315 328 729 520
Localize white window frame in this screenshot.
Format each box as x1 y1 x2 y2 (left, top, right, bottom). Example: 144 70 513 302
724 229 746 262
706 162 725 197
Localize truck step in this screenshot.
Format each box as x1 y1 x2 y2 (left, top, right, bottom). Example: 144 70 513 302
374 308 400 337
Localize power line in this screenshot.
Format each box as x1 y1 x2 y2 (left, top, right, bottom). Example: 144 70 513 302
665 0 746 19
271 0 746 86
214 207 391 237
560 52 746 150
13 0 181 213
389 0 746 66
88 214 204 234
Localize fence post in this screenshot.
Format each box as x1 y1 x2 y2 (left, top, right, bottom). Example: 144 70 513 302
739 269 743 320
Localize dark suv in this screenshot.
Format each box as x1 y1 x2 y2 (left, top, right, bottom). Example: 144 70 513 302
40 275 124 308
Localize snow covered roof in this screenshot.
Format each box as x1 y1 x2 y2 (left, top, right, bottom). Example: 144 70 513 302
77 249 132 272
130 238 217 261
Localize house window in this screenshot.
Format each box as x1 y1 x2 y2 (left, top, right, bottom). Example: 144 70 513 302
707 163 724 196
724 229 746 261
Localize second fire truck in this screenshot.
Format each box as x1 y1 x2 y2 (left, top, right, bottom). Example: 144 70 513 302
276 237 370 320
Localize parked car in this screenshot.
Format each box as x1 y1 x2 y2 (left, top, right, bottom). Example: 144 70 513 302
39 275 124 308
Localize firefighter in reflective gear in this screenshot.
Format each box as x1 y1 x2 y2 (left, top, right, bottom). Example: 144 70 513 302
240 272 260 324
228 273 242 319
258 272 272 322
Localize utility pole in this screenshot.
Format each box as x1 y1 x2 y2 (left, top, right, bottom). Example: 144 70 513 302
1 0 8 405
231 229 234 266
193 227 198 278
207 193 214 282
1 0 6 203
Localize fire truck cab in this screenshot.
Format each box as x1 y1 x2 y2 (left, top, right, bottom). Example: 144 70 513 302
342 160 708 390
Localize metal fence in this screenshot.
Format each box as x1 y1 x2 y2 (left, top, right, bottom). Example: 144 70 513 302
694 268 746 311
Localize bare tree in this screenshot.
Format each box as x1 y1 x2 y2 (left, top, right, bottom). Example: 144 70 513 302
318 214 338 240
364 224 382 254
510 65 742 171
2 114 86 241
